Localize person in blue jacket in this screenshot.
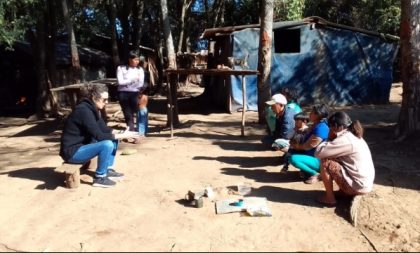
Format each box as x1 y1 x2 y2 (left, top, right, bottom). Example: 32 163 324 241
262 94 297 150
266 87 302 143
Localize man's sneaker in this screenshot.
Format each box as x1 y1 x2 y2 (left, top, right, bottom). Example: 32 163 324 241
92 177 116 188
107 168 124 180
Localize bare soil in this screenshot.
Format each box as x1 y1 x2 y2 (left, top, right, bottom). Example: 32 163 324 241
0 83 419 252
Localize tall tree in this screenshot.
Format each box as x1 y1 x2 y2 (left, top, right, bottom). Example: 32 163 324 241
397 0 420 136
132 0 145 50
46 0 58 87
61 0 81 83
177 0 193 52
106 0 121 69
161 0 179 127
33 8 49 116
257 0 274 123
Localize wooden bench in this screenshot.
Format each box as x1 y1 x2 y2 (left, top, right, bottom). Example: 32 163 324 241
56 159 96 188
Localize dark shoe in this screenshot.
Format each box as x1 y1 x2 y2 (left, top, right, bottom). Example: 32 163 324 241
107 169 124 180
304 173 321 184
299 171 311 179
280 165 289 173
92 177 116 188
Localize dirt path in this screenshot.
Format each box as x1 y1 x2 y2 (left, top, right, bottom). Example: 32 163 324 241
0 83 419 252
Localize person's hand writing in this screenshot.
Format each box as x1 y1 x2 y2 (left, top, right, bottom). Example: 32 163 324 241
114 130 141 139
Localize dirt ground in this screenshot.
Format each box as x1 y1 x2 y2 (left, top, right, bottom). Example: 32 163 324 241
0 83 419 252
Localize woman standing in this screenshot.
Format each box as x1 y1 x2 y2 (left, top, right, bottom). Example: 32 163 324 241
289 104 330 184
315 111 375 207
117 51 145 132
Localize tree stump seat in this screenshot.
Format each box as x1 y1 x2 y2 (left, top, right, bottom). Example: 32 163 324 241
56 161 91 189
349 193 370 227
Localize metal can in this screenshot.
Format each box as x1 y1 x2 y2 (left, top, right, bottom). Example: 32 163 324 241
194 197 203 208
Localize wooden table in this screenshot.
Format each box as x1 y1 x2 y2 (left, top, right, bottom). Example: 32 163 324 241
164 68 259 137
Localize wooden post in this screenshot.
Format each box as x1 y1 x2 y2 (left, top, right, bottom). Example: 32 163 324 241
64 169 80 188
56 163 82 189
241 75 246 137
56 160 93 189
166 73 174 138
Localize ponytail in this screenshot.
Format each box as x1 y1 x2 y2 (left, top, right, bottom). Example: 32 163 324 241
328 111 364 139
348 120 364 139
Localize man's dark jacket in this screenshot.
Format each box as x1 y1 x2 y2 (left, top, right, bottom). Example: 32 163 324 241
60 99 114 161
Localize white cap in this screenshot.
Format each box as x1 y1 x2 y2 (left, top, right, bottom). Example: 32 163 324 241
265 94 287 106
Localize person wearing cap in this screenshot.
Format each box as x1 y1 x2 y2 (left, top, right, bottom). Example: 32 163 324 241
117 51 145 136
262 93 297 150
266 88 302 146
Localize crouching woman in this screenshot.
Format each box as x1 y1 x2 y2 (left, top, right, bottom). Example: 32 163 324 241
315 111 375 207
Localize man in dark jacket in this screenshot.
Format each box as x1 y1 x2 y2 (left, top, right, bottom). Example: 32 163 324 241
261 93 297 150
60 84 139 188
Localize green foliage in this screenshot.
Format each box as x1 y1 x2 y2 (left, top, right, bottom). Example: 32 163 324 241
0 0 41 48
303 0 400 36
72 1 110 46
223 0 260 26
274 0 305 21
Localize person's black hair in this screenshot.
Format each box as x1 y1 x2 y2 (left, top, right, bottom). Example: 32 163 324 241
294 112 309 122
280 87 299 103
128 51 139 59
312 104 330 119
125 51 141 69
328 111 364 138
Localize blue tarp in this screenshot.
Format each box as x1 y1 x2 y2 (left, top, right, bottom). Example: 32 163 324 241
230 25 399 111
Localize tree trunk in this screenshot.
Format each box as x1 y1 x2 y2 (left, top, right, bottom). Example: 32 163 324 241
177 0 193 53
61 0 81 83
46 0 57 88
212 0 224 28
132 0 145 50
397 0 420 136
106 0 121 69
160 0 179 127
46 0 58 114
34 12 49 117
118 0 134 59
257 0 274 124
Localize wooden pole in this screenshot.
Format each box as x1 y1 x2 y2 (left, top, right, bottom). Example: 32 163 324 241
241 75 246 136
166 73 174 138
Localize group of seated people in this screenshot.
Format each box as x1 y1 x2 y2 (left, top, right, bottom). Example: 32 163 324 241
263 87 375 207
59 81 375 207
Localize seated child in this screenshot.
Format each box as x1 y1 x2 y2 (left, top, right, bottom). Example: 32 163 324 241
280 112 310 173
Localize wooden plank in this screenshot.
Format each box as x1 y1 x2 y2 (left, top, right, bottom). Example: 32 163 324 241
164 68 258 76
56 162 82 174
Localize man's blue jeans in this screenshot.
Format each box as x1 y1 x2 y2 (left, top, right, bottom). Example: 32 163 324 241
68 140 118 178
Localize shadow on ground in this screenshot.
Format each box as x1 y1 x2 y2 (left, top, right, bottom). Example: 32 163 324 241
0 167 96 190
0 167 64 190
220 167 301 184
11 118 62 137
249 185 322 208
195 156 283 168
